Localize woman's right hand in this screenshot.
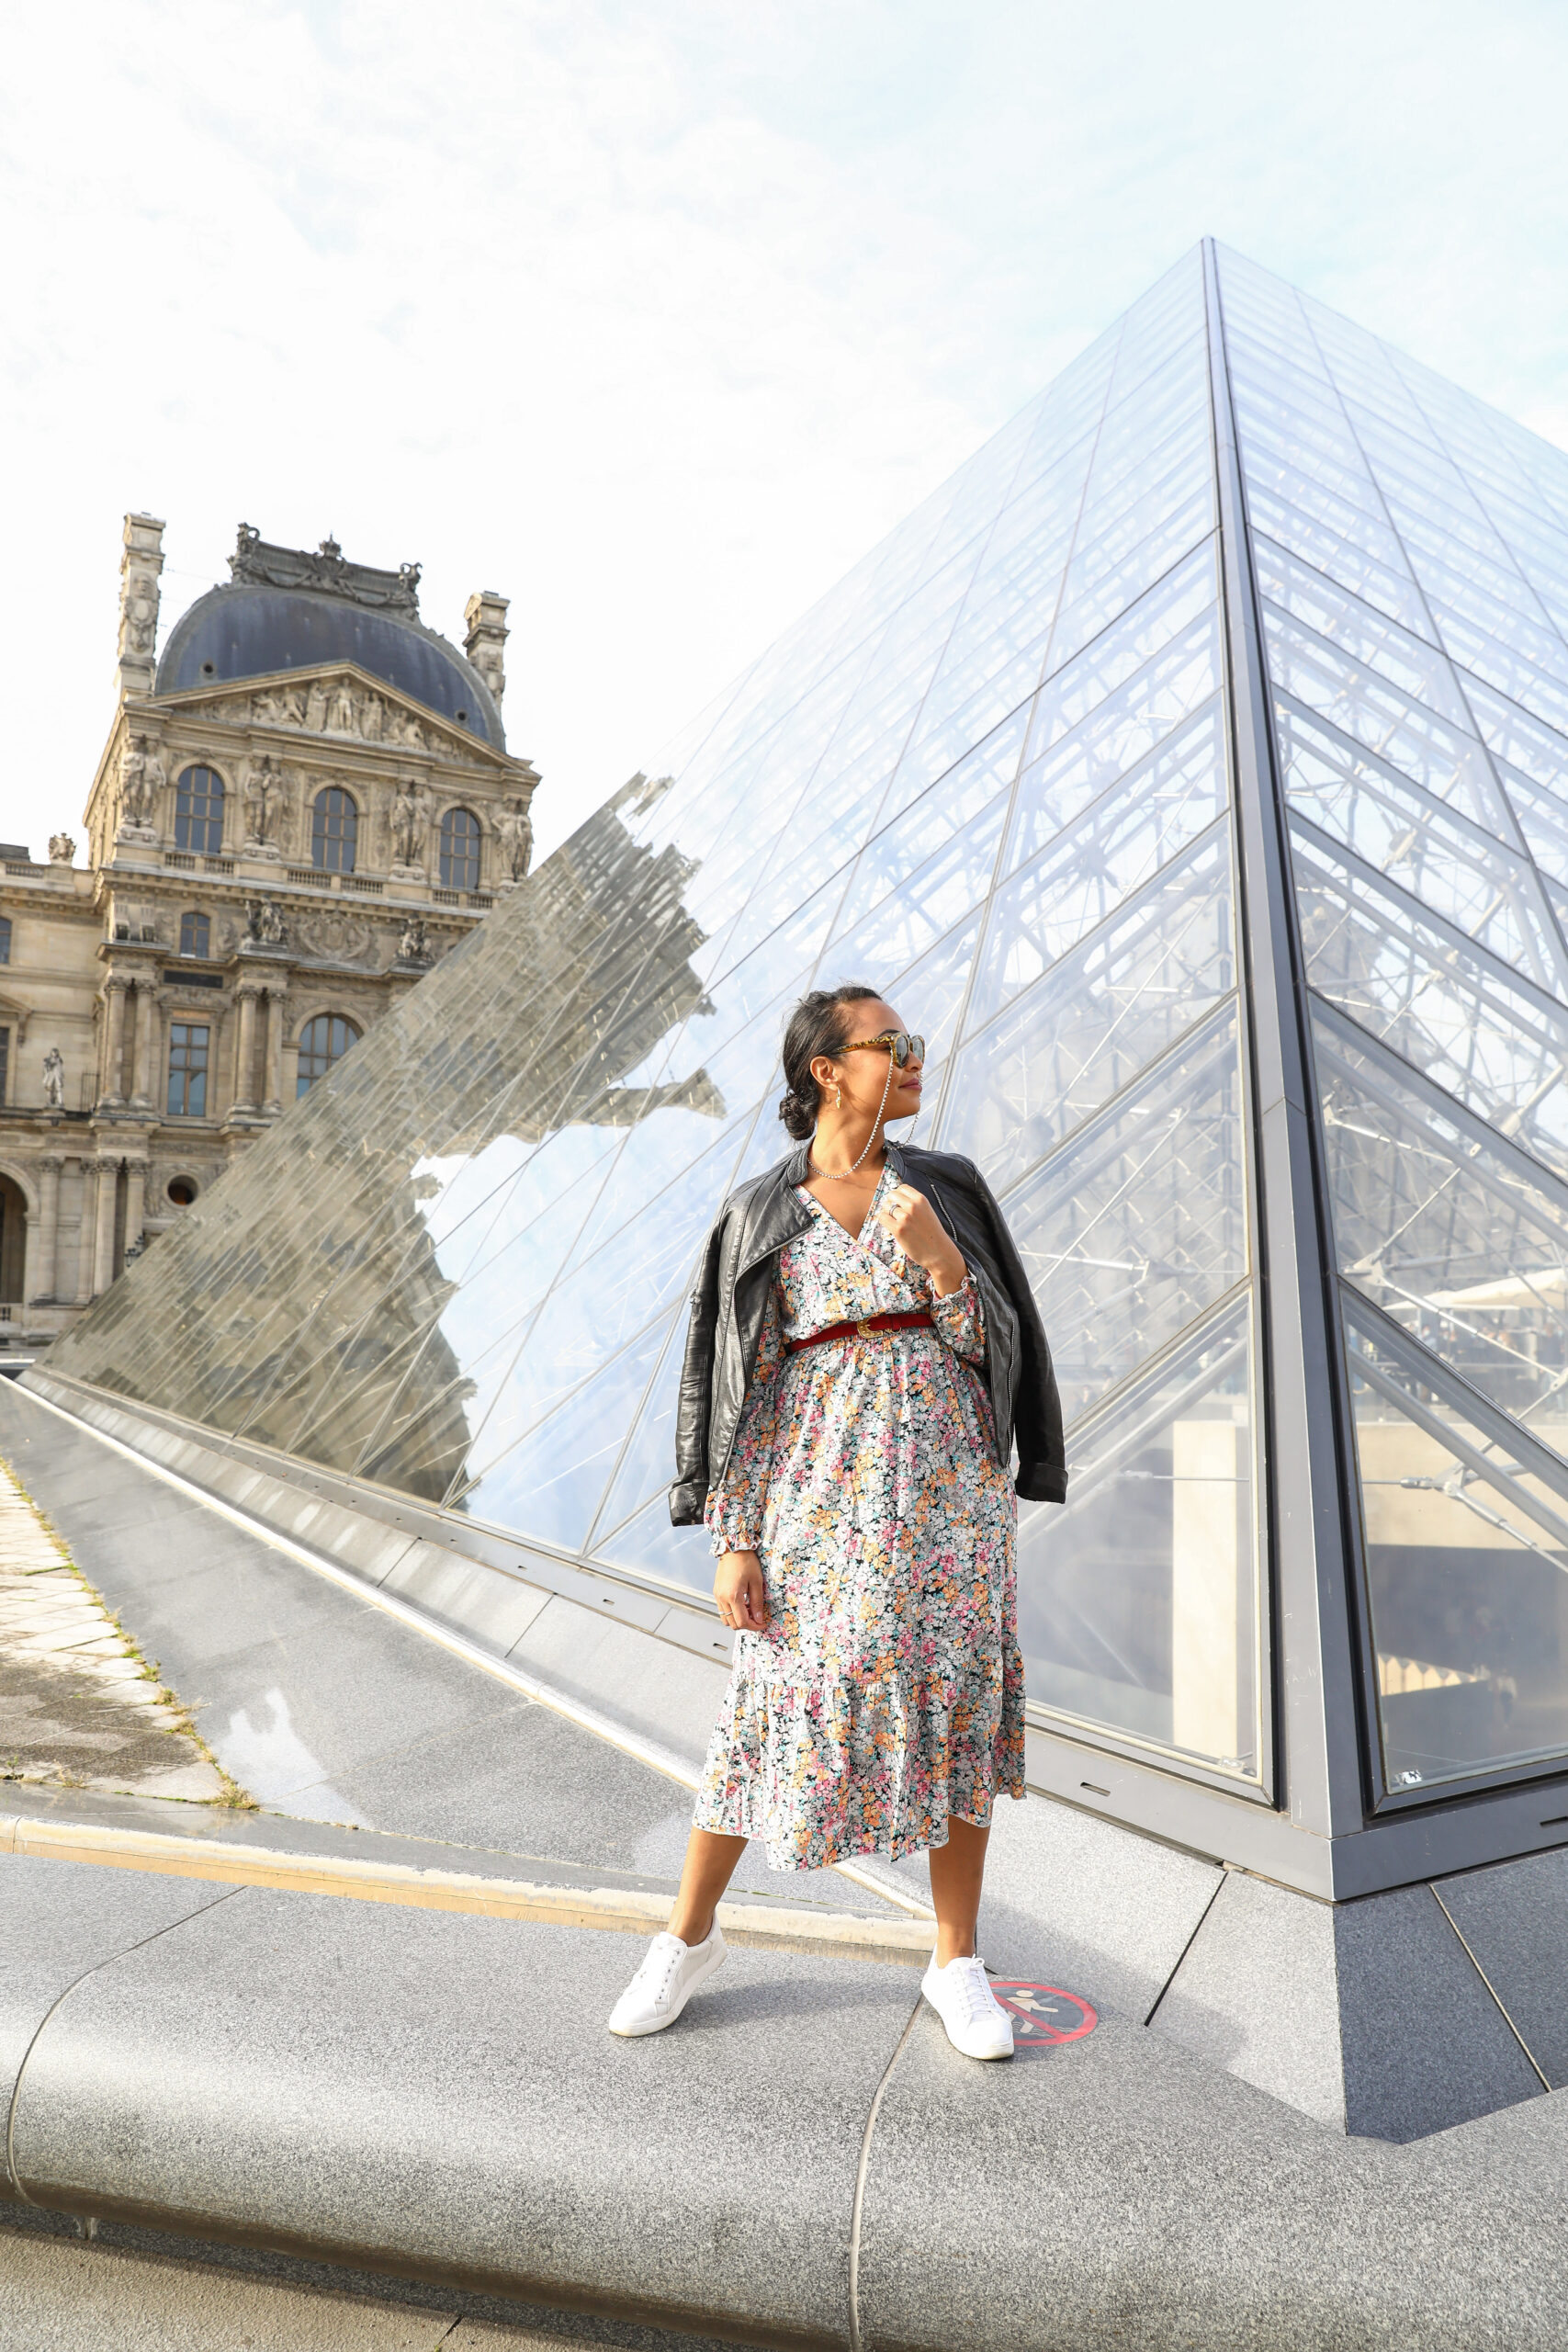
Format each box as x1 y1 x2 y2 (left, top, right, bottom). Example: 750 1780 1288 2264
715 1548 769 1633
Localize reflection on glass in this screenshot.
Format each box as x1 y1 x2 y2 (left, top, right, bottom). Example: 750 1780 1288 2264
1344 1304 1568 1790
1278 700 1565 990
1019 1296 1258 1776
1292 825 1568 1180
1002 1004 1248 1426
972 707 1226 1032
944 830 1235 1193
1315 1008 1568 1448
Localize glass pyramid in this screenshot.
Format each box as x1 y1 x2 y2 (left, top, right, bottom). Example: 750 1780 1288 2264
52 242 1568 1830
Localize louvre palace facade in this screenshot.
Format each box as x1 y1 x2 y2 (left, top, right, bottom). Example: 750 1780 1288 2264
0 518 539 1342
38 243 1568 2133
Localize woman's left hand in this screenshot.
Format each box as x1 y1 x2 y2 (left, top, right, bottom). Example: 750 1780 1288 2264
876 1182 967 1296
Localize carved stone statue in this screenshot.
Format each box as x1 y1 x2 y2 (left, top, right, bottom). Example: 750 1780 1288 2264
242 755 287 857
305 679 331 734
359 693 384 743
42 1047 65 1110
245 898 288 948
389 778 434 874
117 736 161 840
328 681 357 733
398 915 430 964
48 832 75 865
495 797 534 886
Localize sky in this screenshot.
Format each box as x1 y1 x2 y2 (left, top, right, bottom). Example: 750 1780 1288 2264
4 0 1568 865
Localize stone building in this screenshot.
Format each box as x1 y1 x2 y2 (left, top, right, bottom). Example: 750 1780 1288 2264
0 515 539 1346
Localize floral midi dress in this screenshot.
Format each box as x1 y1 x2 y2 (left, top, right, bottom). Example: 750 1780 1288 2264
694 1162 1025 1871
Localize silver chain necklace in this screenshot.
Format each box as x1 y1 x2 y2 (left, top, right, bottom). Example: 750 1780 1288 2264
807 1050 895 1182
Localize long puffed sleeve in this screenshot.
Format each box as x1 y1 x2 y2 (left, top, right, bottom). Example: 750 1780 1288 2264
703 1282 785 1555
930 1272 987 1367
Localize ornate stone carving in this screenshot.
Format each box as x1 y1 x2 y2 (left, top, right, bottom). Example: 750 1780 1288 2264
41 1047 64 1110
494 797 533 886
117 513 164 697
463 591 508 707
117 735 163 842
245 898 288 948
251 682 308 728
297 910 374 966
389 777 434 877
48 833 75 865
397 915 431 966
229 525 422 614
242 754 288 858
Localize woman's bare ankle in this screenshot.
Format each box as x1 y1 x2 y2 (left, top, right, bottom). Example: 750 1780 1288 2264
667 1910 715 1948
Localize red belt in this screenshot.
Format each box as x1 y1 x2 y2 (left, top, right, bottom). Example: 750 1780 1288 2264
786 1310 934 1353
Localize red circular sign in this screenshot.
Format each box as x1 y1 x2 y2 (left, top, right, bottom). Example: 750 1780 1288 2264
989 1981 1098 2059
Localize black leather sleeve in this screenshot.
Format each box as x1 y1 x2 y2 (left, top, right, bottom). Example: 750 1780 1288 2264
968 1158 1067 1505
670 1210 726 1525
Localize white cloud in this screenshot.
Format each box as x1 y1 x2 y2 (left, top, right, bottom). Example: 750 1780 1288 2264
2 1 1566 864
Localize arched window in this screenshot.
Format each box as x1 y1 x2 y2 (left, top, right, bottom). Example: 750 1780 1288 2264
311 787 357 875
439 806 480 891
178 910 210 958
296 1012 361 1097
175 766 225 854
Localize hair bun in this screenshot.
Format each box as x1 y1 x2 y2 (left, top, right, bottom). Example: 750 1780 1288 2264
777 1086 814 1140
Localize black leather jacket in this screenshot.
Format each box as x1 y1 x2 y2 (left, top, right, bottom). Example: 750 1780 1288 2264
670 1136 1066 1525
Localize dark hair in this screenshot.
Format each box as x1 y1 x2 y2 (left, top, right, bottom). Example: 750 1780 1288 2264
777 984 882 1140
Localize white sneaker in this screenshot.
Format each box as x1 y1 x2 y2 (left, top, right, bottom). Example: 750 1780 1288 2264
921 1952 1015 2060
607 1924 727 2037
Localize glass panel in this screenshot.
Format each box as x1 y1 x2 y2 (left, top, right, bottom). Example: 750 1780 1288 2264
1292 826 1568 1180
1344 1304 1568 1791
1001 1004 1248 1426
971 706 1227 1034
1277 701 1565 991
457 1321 669 1548
1315 1008 1568 1450
944 829 1235 1193
1019 1295 1258 1776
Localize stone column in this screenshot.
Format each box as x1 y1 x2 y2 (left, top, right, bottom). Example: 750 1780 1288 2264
131 979 158 1106
123 1159 147 1260
231 989 260 1114
262 989 286 1114
72 1161 97 1305
100 980 128 1104
92 1159 119 1296
32 1156 62 1304
117 513 165 699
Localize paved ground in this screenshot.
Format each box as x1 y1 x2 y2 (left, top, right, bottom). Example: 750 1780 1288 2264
0 2206 731 2350
0 1451 225 1804
0 1382 897 1921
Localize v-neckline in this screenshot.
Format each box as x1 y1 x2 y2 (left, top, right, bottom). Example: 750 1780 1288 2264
799 1161 890 1249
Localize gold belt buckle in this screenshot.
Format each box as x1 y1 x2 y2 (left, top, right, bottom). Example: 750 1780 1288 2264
856 1317 874 1338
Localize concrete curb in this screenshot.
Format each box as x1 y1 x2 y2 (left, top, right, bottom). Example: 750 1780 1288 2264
0 1813 935 1965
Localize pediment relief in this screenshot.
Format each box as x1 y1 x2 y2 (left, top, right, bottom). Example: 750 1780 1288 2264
155 665 518 770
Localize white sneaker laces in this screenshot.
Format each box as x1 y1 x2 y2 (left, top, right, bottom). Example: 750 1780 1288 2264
636 1934 687 2012
951 1957 995 2024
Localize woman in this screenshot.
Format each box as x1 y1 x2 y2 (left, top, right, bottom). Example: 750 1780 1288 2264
608 985 1066 2056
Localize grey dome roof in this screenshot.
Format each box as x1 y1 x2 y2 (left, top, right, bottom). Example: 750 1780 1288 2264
157 561 504 751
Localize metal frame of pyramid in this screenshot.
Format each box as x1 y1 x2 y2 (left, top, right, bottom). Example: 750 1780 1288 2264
42 240 1568 1917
